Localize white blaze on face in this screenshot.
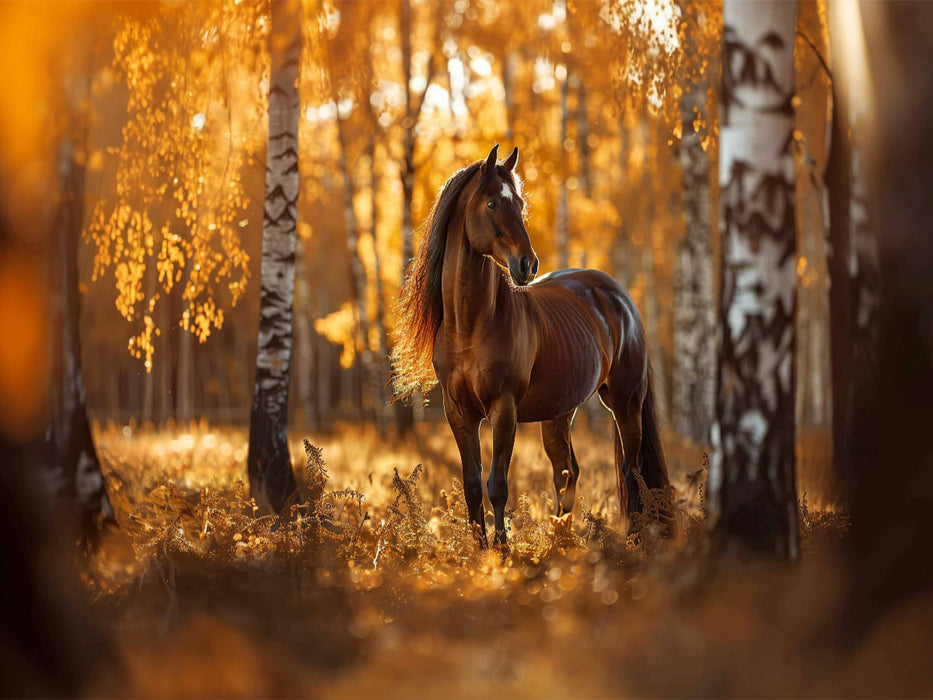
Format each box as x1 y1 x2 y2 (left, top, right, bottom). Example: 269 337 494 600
500 182 512 201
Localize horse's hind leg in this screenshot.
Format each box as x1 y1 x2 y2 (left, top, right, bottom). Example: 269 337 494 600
618 413 644 519
599 384 644 524
541 414 580 517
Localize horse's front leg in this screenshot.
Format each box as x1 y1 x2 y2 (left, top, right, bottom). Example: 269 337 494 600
487 396 517 546
442 395 486 545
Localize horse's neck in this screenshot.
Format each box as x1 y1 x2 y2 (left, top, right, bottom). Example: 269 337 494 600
442 221 507 337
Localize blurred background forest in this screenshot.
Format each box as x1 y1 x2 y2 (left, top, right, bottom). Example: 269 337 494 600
13 0 839 444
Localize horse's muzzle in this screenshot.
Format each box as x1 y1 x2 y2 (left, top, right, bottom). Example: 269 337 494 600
510 255 538 286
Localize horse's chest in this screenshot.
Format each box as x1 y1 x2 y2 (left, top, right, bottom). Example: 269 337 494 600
435 339 519 417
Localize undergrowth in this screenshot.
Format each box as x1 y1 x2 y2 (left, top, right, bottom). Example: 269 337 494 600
87 423 845 630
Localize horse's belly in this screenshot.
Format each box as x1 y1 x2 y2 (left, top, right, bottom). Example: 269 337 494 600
516 358 603 422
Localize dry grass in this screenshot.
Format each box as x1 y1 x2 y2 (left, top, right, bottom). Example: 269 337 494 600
75 419 929 698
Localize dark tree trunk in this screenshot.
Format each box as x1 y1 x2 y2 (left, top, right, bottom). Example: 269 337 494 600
842 1 933 638
849 130 881 426
247 0 301 513
825 2 882 504
708 1 800 559
825 83 853 496
846 125 880 468
47 134 114 544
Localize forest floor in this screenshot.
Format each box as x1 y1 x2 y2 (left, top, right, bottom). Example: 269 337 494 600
79 419 931 698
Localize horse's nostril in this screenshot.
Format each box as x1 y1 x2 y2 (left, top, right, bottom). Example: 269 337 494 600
532 258 539 275
520 256 530 276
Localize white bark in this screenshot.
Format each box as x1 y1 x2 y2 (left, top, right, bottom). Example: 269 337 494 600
709 1 800 559
247 0 301 512
672 70 716 444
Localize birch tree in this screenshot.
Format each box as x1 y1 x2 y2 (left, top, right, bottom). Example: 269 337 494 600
672 6 716 445
247 0 301 513
708 1 800 559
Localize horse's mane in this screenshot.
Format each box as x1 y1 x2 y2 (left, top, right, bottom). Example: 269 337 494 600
391 161 483 398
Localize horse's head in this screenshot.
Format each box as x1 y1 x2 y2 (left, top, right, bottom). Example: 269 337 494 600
464 144 539 286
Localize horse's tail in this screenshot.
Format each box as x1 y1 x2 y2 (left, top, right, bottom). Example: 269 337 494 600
640 362 670 492
641 362 679 536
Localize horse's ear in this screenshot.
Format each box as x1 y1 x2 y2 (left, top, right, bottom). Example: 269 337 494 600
503 146 519 171
482 144 499 173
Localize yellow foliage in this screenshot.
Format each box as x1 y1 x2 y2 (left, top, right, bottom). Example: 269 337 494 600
84 1 267 371
314 301 360 369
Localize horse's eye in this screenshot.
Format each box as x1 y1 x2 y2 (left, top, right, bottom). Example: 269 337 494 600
487 200 498 210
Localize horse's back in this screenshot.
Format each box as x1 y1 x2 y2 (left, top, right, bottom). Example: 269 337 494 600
529 268 640 336
515 268 646 421
529 268 633 310
531 267 622 291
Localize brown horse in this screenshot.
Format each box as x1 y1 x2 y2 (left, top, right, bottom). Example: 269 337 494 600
392 145 673 545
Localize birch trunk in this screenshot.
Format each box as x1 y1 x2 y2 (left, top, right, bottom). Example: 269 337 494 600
641 123 670 422
556 73 570 269
247 0 301 513
672 67 716 444
47 135 114 540
708 1 800 559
